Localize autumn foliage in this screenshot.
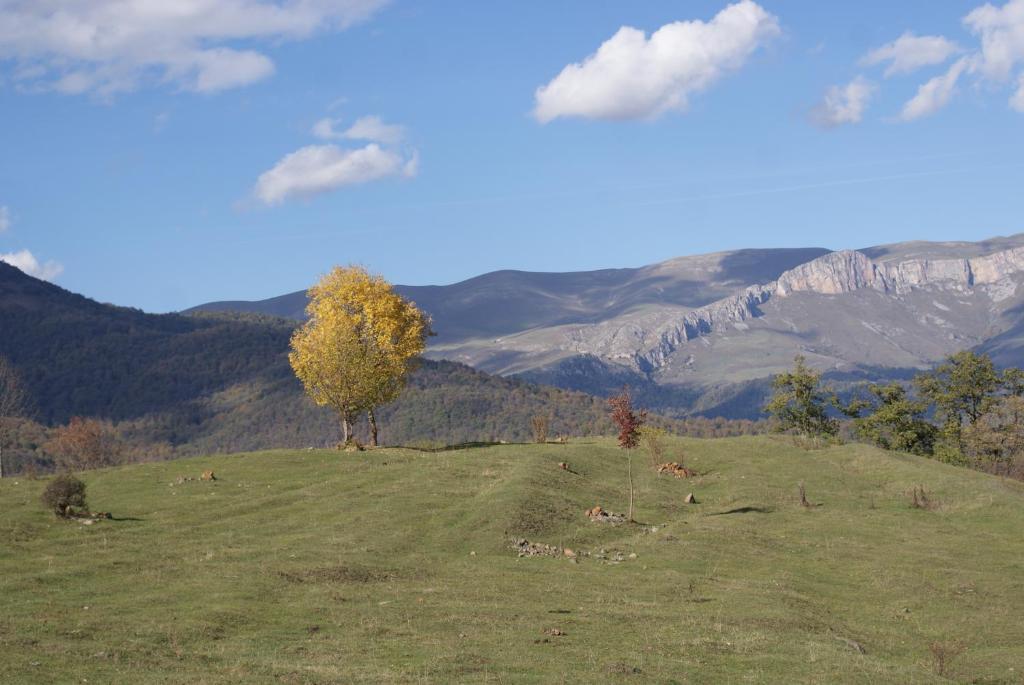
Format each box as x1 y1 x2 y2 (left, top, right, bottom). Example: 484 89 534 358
608 389 646 449
47 417 120 471
289 265 431 447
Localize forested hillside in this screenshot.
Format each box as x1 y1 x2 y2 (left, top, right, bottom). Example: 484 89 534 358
0 263 763 473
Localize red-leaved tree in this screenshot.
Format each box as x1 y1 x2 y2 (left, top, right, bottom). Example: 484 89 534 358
608 389 646 449
608 388 647 522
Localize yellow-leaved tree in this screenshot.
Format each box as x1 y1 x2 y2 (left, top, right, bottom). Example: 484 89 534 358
289 266 431 448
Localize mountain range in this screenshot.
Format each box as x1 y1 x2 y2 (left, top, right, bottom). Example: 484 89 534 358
190 233 1024 417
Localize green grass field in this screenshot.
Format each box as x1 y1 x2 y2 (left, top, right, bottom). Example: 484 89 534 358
2 436 1024 683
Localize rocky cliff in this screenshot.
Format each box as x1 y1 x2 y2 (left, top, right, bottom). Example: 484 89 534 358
571 246 1024 371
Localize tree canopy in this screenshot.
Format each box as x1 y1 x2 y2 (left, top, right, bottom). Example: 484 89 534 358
289 266 431 447
763 355 838 439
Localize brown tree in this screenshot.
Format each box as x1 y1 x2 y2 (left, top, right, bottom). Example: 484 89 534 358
608 389 646 449
530 415 550 444
47 417 121 471
0 356 29 479
608 389 647 522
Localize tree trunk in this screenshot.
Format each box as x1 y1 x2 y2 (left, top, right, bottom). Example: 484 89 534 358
367 408 378 448
627 452 634 522
339 413 351 448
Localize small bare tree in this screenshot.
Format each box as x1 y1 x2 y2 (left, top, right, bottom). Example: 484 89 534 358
0 356 28 479
530 415 550 444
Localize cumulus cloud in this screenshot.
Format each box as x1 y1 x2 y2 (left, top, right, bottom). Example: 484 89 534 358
0 206 9 233
860 32 961 77
532 0 780 123
311 115 405 144
0 0 388 96
1014 74 1024 110
253 143 416 205
0 249 63 281
964 0 1024 81
900 57 971 121
811 76 876 127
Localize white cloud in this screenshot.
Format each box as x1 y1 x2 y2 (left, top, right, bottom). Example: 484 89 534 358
860 32 961 77
311 115 405 144
532 0 780 123
0 206 10 233
0 249 63 281
1013 74 1024 110
964 0 1024 81
0 0 388 96
900 57 970 121
811 76 876 127
254 143 416 205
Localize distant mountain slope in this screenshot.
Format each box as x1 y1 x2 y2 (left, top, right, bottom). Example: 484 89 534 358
186 234 1024 418
0 262 645 453
187 247 830 343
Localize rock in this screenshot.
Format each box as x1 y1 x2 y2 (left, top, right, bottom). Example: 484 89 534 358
657 462 695 478
628 553 637 559
563 548 576 558
684 493 697 504
200 470 216 481
558 462 569 471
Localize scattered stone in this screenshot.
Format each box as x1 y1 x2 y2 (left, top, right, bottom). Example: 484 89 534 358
469 551 476 556
657 463 696 478
628 552 638 559
834 635 866 654
543 628 566 636
200 470 216 481
585 506 627 524
558 462 569 471
563 548 576 558
684 493 698 504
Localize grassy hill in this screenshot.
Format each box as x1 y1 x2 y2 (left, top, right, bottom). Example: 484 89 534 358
3 437 1023 683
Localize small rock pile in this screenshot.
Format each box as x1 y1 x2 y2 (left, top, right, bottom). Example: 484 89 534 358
585 505 627 524
657 463 696 478
170 471 217 487
511 539 585 559
510 539 637 565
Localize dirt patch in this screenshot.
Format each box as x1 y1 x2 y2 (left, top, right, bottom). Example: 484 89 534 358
278 565 400 584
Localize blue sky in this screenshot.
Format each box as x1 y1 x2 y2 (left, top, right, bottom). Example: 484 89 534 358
1 0 1023 312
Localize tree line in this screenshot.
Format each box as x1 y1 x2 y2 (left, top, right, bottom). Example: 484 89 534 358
765 351 1024 477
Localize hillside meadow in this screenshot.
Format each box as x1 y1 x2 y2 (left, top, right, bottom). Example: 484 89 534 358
2 436 1023 683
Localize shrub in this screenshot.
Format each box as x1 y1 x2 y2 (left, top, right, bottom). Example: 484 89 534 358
530 415 550 444
637 426 667 466
41 475 87 518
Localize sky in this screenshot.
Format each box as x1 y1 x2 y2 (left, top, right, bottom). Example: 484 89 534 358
1 0 1024 313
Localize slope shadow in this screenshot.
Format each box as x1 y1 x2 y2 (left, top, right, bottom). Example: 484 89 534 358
706 506 773 516
394 441 528 453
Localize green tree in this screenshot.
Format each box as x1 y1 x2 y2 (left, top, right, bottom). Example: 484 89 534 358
844 383 936 455
915 350 1000 451
962 395 1024 475
764 355 838 438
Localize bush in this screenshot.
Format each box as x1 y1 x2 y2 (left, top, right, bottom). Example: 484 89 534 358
41 475 87 518
637 426 667 466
